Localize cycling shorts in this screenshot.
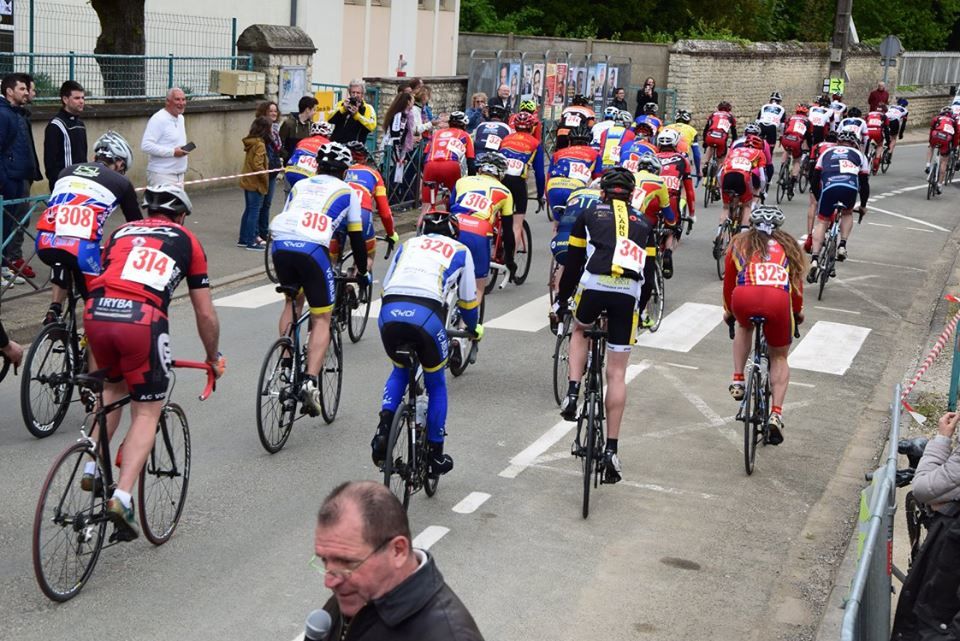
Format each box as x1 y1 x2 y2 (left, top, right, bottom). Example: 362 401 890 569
817 183 858 218
810 127 828 146
758 123 778 148
573 287 638 353
730 286 795 348
721 172 755 205
421 160 463 205
330 209 375 258
83 298 171 402
501 174 528 215
455 215 494 279
546 184 577 223
36 232 101 298
866 129 884 144
704 131 729 156
780 136 804 158
887 120 903 138
930 130 953 156
378 296 448 372
272 241 336 314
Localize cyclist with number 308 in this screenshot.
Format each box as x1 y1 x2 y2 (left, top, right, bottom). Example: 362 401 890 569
722 206 805 446
81 185 225 541
269 142 369 415
35 131 141 325
555 168 653 484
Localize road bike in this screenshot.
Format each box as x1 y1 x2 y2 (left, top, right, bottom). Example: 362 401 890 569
552 314 571 406
264 231 278 284
381 327 475 509
813 205 844 300
445 285 482 377
880 141 893 175
702 156 721 209
927 147 942 200
21 280 94 438
866 138 881 176
797 150 810 194
333 243 380 344
946 146 959 185
775 157 795 204
711 191 740 280
640 222 667 333
486 215 532 293
570 314 608 519
32 360 215 601
255 287 343 453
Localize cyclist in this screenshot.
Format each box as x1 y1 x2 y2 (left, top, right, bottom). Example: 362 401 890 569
804 131 838 253
370 212 482 477
716 130 766 243
722 205 805 445
865 104 890 173
342 141 399 272
592 106 621 145
633 102 662 137
732 123 775 193
828 92 847 130
473 104 513 153
549 185 602 330
808 130 869 282
702 101 738 182
269 142 368 415
508 100 546 210
284 120 335 191
885 98 909 159
36 131 140 325
546 124 599 225
838 107 869 150
500 111 543 254
808 96 833 145
655 128 696 253
756 91 786 149
421 111 476 210
555 167 653 484
449 152 515 307
926 107 957 191
597 110 636 174
555 95 596 150
780 104 812 191
663 108 702 185
630 154 676 329
82 185 224 540
619 121 659 173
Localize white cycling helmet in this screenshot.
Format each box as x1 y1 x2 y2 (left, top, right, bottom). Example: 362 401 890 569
142 184 193 216
311 120 334 137
615 110 633 126
635 153 662 175
750 205 785 232
603 106 619 120
656 129 681 149
317 142 353 172
94 131 133 171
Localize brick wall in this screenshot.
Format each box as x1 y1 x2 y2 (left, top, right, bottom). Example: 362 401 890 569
364 76 468 126
897 85 955 127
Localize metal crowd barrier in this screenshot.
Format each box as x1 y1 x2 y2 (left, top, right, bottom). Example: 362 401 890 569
1 195 54 300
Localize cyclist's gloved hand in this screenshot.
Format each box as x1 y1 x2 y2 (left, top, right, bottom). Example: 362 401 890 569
386 231 400 253
208 352 227 379
553 300 569 322
361 271 373 287
471 323 485 341
536 197 545 213
695 174 702 188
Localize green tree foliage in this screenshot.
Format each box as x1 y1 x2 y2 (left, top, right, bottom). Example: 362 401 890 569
461 0 960 50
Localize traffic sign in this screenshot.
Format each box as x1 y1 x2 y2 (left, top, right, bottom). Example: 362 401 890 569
879 35 903 59
829 77 845 95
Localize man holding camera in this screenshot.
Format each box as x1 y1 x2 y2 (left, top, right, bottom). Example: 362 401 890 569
328 79 377 146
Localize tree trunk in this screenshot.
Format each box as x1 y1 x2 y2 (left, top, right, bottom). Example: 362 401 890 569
91 0 146 98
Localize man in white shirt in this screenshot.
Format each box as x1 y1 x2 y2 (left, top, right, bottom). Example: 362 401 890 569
141 87 189 185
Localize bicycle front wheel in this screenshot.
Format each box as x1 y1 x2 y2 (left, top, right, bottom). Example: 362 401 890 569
714 223 732 281
742 367 760 476
798 166 809 193
776 165 788 204
383 404 414 510
138 403 191 545
880 148 891 174
264 234 278 283
552 324 571 406
21 323 76 438
348 278 373 343
33 442 107 602
320 326 344 424
256 337 296 453
648 262 666 333
582 393 600 519
512 219 533 285
817 240 834 301
702 163 714 209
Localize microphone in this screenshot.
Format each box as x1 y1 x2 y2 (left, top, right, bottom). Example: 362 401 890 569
304 609 333 641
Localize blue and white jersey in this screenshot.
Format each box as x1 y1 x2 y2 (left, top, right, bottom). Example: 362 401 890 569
472 121 514 153
838 117 869 142
757 103 786 128
383 234 478 310
886 105 908 122
269 174 361 247
815 145 869 190
829 101 847 127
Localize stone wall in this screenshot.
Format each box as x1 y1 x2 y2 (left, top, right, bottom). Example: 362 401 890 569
237 24 317 108
364 76 468 126
897 85 955 126
667 40 897 125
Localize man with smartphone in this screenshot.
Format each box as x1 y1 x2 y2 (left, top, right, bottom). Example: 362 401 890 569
328 78 377 146
141 86 191 185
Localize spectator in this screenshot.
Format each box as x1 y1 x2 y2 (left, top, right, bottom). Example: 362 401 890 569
381 92 415 196
254 100 282 245
238 116 271 251
141 87 190 185
44 80 87 192
635 77 659 118
488 84 512 113
411 86 434 141
0 73 36 286
891 411 960 640
315 481 485 640
466 92 488 133
0 318 24 372
611 87 629 111
279 96 317 163
328 78 377 145
402 77 424 95
7 74 43 280
868 81 890 112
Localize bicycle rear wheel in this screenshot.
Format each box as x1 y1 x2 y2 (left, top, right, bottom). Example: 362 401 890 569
776 164 788 204
817 239 834 301
512 219 533 284
21 323 76 438
927 154 938 200
798 163 809 193
383 404 414 510
138 403 190 545
552 323 571 406
742 366 761 475
256 337 296 453
347 278 372 343
422 422 439 497
714 222 732 281
702 162 715 209
264 234 278 284
320 326 343 424
581 393 600 519
880 148 891 174
33 442 107 602
647 262 665 333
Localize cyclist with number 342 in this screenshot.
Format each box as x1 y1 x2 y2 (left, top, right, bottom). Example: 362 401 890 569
555 168 653 484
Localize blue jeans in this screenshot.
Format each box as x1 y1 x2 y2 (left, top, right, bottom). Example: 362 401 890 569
239 189 264 246
257 177 275 240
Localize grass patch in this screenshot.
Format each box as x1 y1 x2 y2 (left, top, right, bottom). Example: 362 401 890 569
913 390 948 424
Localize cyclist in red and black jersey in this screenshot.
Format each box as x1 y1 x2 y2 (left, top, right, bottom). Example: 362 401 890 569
702 101 738 169
83 185 224 541
803 131 838 253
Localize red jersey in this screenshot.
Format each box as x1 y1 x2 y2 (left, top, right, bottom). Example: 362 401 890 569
705 111 736 139
656 150 696 215
295 135 329 155
508 113 542 141
722 146 765 178
345 163 395 235
930 114 958 141
724 239 803 309
782 115 811 144
424 128 475 164
89 217 210 313
865 111 887 141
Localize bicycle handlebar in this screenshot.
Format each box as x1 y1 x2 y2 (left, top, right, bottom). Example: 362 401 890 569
170 360 217 401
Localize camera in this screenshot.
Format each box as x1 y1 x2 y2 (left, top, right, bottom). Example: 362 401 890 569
348 96 362 107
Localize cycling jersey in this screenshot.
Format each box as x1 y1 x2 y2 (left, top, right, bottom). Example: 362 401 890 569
703 111 737 156
591 120 616 146
630 171 675 227
886 105 908 123
865 111 888 143
500 131 540 180
808 106 832 144
473 121 514 153
814 145 869 216
633 114 662 136
555 106 597 149
719 146 766 204
551 187 600 263
450 174 514 278
271 174 363 247
37 162 140 241
655 150 696 216
757 103 786 128
619 139 659 173
664 122 700 171
382 234 479 318
546 145 599 222
597 125 636 173
838 117 869 143
829 101 847 128
929 114 958 155
807 141 837 196
424 128 475 169
284 135 329 185
345 163 395 253
781 115 812 154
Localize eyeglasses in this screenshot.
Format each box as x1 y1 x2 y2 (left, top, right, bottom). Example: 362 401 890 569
309 537 393 581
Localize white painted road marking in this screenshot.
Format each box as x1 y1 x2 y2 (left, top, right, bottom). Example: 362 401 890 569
906 227 935 233
866 222 893 228
214 284 283 308
412 526 450 550
869 205 949 232
845 258 926 273
485 294 551 332
814 305 861 315
635 303 724 352
789 321 871 375
357 298 382 319
452 492 491 514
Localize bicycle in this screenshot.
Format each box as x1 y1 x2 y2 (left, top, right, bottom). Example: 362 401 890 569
880 140 893 175
702 156 719 209
797 150 810 194
927 147 942 200
640 222 667 333
775 156 794 204
486 214 532 293
264 231 278 284
866 139 880 176
445 282 482 377
255 287 343 453
20 280 94 438
946 146 958 185
712 191 740 281
381 327 475 509
32 360 215 601
813 205 843 301
333 242 383 344
570 314 608 519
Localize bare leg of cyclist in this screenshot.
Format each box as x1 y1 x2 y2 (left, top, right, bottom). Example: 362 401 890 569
513 213 525 262
89 380 126 443
769 345 790 409
839 210 854 243
114 400 164 494
567 323 588 384
306 313 332 377
926 145 934 170
732 323 752 378
475 277 486 309
810 217 827 255
604 350 629 440
738 202 752 228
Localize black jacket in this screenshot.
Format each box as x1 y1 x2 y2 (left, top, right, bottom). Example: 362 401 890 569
0 97 37 186
635 89 659 118
44 109 87 191
323 552 484 641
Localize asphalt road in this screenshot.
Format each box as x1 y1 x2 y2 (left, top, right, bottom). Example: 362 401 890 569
1 143 958 641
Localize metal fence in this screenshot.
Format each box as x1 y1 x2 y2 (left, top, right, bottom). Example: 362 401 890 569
840 385 901 641
900 52 960 87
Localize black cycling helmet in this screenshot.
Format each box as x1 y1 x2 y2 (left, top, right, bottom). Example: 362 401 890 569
448 110 468 128
718 101 732 112
571 94 590 107
825 131 838 142
418 211 459 239
476 152 507 180
143 184 193 216
847 107 862 118
644 102 659 115
598 167 635 201
317 142 353 174
346 140 369 162
486 104 508 121
568 123 593 145
817 95 830 107
837 130 860 146
769 91 783 102
675 109 692 123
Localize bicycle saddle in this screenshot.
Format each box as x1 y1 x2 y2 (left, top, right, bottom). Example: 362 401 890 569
275 285 299 298
749 316 767 325
898 437 930 469
75 369 109 393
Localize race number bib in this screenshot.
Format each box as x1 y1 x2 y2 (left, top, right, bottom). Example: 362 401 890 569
569 162 591 182
121 247 175 290
459 192 492 213
792 122 807 135
565 114 582 127
867 117 883 128
446 137 467 157
622 158 639 173
662 175 681 191
752 262 789 287
417 236 457 268
296 155 318 173
630 187 645 211
838 159 859 175
295 209 335 244
731 156 753 172
809 113 827 126
613 237 645 273
54 204 97 239
484 134 502 150
717 119 731 132
506 157 525 176
944 123 956 136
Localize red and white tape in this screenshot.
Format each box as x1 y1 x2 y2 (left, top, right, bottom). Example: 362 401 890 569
901 295 960 420
133 168 283 193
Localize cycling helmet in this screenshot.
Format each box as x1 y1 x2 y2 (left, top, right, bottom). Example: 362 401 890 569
656 129 680 149
346 140 369 161
94 131 133 171
519 99 537 114
644 102 659 115
718 101 732 112
897 97 908 107
744 134 765 150
675 109 692 123
847 107 862 118
941 106 954 115
770 91 783 102
603 106 620 120
817 95 830 107
750 205 785 232
635 153 661 175
316 142 353 172
744 123 762 137
142 184 193 216
476 152 507 180
832 92 843 100
837 129 860 146
571 94 590 107
310 120 334 137
513 111 537 132
635 121 655 136
876 103 887 112
825 131 838 143
615 110 633 127
486 104 508 121
418 211 459 239
448 110 468 128
568 124 593 145
796 103 809 115
598 167 635 200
